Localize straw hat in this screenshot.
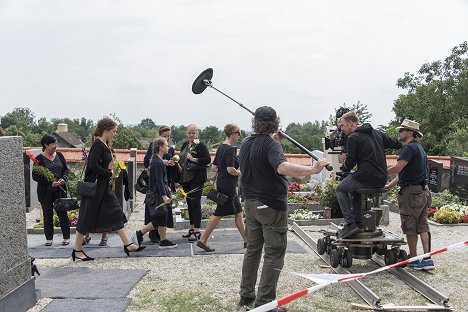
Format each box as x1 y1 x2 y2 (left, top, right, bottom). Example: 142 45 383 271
397 119 423 137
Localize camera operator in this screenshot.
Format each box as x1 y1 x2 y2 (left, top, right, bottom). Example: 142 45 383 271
336 111 401 238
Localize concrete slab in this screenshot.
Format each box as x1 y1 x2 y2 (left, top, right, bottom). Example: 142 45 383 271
35 268 147 299
41 298 129 312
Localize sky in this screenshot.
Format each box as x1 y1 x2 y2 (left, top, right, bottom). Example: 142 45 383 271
1 0 467 131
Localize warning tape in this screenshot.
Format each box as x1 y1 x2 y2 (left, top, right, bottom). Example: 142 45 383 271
248 240 468 312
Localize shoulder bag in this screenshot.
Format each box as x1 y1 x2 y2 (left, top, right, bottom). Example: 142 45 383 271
53 183 80 212
76 155 97 197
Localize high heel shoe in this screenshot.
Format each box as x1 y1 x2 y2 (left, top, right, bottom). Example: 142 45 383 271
182 229 194 238
72 249 94 261
123 243 146 256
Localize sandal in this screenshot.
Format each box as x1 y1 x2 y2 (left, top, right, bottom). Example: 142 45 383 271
196 241 215 252
99 237 108 247
62 239 70 246
82 236 91 246
45 240 53 246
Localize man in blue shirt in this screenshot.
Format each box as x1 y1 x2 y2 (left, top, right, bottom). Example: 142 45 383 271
386 119 434 270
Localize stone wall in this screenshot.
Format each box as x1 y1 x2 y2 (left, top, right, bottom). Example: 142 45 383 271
0 136 37 311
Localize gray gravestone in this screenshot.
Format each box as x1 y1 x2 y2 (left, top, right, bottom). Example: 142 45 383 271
0 136 37 311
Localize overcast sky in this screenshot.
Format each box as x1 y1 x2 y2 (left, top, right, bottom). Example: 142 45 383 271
1 0 467 131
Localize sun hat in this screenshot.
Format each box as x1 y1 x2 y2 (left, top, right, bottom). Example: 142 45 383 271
397 119 423 137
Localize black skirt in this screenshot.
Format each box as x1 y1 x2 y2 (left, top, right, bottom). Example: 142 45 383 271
213 179 242 217
76 181 127 234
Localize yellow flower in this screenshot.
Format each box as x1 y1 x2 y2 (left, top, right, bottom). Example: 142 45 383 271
118 160 125 170
179 187 187 198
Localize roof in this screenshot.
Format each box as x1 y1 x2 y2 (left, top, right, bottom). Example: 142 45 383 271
22 147 452 169
52 132 83 147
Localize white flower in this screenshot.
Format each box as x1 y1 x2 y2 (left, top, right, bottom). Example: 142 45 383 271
193 139 200 145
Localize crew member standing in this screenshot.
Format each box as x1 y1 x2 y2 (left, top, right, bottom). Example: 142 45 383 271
238 106 329 311
386 119 434 270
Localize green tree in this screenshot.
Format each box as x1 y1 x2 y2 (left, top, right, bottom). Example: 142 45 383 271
1 107 36 131
282 121 326 154
351 101 372 124
139 118 156 129
113 124 143 149
171 125 188 149
200 126 223 148
392 41 468 155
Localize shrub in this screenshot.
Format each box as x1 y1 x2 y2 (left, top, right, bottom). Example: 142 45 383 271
431 190 461 208
202 181 214 196
288 182 301 192
432 207 460 224
315 179 342 218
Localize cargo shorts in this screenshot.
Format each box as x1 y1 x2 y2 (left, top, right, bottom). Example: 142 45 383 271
398 185 432 235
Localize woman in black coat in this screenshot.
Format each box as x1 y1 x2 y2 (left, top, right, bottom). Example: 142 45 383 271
179 124 211 241
72 118 145 261
32 135 71 246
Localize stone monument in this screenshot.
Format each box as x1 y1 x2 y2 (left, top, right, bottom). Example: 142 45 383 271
0 136 37 311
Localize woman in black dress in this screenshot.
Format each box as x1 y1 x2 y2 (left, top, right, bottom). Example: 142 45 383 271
135 137 177 249
72 118 145 261
179 124 211 241
32 135 71 246
197 124 246 252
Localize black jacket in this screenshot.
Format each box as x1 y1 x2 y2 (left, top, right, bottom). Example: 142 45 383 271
31 152 69 202
180 141 211 184
343 123 401 186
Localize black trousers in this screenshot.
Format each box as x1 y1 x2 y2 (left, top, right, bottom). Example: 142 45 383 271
144 204 159 240
181 180 204 228
40 190 70 240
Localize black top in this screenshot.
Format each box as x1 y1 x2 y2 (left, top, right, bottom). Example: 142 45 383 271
240 134 288 211
179 140 211 184
213 144 238 186
343 123 402 186
32 152 69 202
149 156 171 198
84 139 113 183
398 140 428 187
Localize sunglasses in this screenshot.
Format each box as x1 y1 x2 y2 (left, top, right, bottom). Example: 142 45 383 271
234 131 241 135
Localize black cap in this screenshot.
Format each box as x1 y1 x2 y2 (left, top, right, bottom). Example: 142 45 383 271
254 106 277 122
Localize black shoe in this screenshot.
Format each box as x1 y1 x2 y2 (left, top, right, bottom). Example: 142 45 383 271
188 231 201 242
72 249 94 261
159 240 177 249
239 296 255 306
182 229 194 238
124 243 146 256
135 230 144 246
338 223 360 239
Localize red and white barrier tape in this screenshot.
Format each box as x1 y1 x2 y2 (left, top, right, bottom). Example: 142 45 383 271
248 240 468 312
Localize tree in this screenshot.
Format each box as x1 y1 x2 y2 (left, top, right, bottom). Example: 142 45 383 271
139 118 156 129
282 121 326 154
391 41 468 155
200 126 223 148
1 107 36 131
351 101 372 124
113 124 143 149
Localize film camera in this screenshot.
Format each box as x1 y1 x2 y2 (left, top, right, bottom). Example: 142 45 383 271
324 106 350 153
324 106 351 180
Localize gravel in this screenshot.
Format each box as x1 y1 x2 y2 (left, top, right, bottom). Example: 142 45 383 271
27 194 468 312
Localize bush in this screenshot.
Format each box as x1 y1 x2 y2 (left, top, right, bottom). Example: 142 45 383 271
202 181 214 196
432 207 460 224
315 179 342 218
431 190 461 208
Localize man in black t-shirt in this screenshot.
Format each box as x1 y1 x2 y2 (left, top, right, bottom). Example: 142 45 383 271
386 119 433 270
238 106 328 311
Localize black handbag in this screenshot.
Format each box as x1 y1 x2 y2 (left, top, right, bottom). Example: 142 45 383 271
76 155 97 197
207 188 228 205
135 169 149 194
53 184 79 212
144 190 157 206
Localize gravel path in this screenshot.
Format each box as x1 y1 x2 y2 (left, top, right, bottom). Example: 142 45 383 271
27 194 468 312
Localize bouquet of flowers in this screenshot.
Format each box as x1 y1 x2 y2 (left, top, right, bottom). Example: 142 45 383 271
25 150 56 183
189 139 200 155
113 159 125 176
171 185 202 208
172 155 180 162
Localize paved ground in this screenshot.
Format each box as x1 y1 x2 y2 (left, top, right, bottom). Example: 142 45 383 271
26 194 468 312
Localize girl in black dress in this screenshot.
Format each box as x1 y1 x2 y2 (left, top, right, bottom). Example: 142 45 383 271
196 124 246 252
179 124 211 241
135 137 177 249
72 118 145 261
32 135 71 246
